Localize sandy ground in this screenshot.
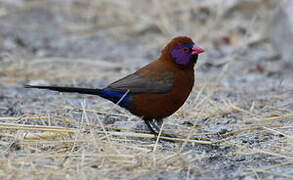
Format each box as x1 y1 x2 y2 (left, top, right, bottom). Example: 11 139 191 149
0 0 292 179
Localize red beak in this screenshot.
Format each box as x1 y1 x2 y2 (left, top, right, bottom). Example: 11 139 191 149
192 45 205 54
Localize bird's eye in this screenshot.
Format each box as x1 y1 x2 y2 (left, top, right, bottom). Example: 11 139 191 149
183 48 190 52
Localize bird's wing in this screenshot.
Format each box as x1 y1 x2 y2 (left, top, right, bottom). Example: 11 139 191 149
107 63 174 94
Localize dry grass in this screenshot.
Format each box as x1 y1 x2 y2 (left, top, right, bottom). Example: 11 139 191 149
0 91 292 179
1 0 292 179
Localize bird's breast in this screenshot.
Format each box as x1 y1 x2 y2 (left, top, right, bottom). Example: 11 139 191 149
129 69 194 120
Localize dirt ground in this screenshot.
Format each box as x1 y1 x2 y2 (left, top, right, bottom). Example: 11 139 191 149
0 0 292 179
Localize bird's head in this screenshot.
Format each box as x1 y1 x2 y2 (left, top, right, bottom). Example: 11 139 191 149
161 36 205 66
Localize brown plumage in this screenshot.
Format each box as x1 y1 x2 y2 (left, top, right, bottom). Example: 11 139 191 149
130 56 195 119
25 36 204 136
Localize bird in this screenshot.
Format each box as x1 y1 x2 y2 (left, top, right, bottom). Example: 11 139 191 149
25 36 205 136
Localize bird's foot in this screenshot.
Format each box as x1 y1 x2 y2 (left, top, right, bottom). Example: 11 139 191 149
144 119 177 142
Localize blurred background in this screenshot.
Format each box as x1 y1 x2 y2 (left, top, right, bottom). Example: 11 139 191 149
0 0 292 116
0 0 293 179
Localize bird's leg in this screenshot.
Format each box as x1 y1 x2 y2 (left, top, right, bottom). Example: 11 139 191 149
144 119 176 142
151 119 178 139
150 119 163 133
144 119 158 136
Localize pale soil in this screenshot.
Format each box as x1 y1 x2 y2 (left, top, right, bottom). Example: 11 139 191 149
0 1 292 179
